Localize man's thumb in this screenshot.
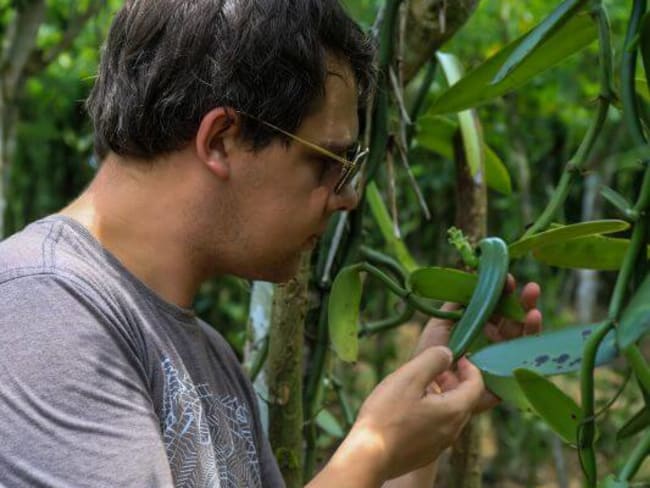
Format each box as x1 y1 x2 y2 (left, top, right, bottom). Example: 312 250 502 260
403 346 453 389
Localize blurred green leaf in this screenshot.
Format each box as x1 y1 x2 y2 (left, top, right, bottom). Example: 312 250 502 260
472 322 618 377
509 220 630 258
492 0 585 85
316 409 345 439
484 146 512 195
617 273 650 349
436 52 485 177
638 78 650 102
366 182 418 272
328 266 362 363
532 235 650 270
429 9 597 114
416 116 512 194
409 267 525 321
514 368 583 444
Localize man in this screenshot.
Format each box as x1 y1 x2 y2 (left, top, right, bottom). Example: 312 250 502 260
0 0 541 486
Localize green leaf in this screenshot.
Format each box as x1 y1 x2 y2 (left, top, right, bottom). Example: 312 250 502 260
316 409 345 438
366 182 418 273
429 10 597 114
415 115 456 159
514 368 583 444
617 405 650 440
532 235 650 270
637 77 650 103
409 267 525 321
492 0 585 85
482 372 533 412
618 273 650 349
472 322 618 377
415 116 512 195
328 266 362 362
436 52 485 177
509 220 630 259
484 146 512 195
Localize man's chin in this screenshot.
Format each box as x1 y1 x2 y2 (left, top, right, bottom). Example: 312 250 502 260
238 253 305 284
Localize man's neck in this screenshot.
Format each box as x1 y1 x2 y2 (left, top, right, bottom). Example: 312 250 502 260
60 154 217 309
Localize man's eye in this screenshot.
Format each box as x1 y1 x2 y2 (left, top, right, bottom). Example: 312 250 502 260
314 156 340 182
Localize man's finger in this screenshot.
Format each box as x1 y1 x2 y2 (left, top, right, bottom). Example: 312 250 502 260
403 346 453 390
414 302 460 355
430 357 483 408
521 282 541 311
523 309 543 336
504 274 516 294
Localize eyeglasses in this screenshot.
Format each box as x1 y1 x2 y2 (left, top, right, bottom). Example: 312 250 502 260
236 111 369 194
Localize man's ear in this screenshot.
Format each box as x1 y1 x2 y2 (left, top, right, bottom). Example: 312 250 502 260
195 107 239 180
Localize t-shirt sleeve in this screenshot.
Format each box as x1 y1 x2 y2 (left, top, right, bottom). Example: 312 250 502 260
0 274 174 488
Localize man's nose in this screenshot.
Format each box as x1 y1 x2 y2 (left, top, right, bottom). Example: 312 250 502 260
330 183 360 212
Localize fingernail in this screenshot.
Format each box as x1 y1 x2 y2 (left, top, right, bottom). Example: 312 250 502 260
441 347 453 362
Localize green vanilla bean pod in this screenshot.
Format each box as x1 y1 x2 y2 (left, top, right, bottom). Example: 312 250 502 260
448 237 509 360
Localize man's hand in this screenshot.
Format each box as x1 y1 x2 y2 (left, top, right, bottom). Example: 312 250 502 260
415 276 542 413
309 346 485 487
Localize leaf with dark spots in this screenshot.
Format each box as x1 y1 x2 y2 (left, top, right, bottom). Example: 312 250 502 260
534 355 550 367
472 322 618 377
553 353 571 364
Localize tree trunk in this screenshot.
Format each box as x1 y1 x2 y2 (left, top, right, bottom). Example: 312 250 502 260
266 252 312 488
403 0 481 84
435 130 487 488
0 0 46 237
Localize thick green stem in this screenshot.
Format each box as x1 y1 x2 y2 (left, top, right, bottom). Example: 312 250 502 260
621 0 648 149
523 5 613 237
360 303 416 336
618 427 650 481
623 345 650 395
360 245 409 284
579 320 614 486
609 217 648 319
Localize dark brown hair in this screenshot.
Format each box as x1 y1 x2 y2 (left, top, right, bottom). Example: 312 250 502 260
87 0 376 160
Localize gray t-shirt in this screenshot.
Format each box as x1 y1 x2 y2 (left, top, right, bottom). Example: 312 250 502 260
0 215 285 488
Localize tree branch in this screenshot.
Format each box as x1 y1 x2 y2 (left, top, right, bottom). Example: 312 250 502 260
24 0 106 78
1 0 46 100
403 0 481 83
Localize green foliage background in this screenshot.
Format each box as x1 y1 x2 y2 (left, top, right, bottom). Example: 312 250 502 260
2 0 648 485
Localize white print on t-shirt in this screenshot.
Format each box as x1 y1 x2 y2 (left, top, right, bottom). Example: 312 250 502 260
160 357 262 488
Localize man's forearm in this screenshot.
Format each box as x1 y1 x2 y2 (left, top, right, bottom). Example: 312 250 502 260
305 429 386 488
382 461 439 488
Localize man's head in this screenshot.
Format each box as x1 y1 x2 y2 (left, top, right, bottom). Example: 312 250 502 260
87 0 375 160
84 0 376 284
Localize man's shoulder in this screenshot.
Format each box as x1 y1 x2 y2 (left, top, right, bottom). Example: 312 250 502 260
0 216 57 281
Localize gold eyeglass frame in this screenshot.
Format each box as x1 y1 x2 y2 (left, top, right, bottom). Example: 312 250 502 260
236 110 369 194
